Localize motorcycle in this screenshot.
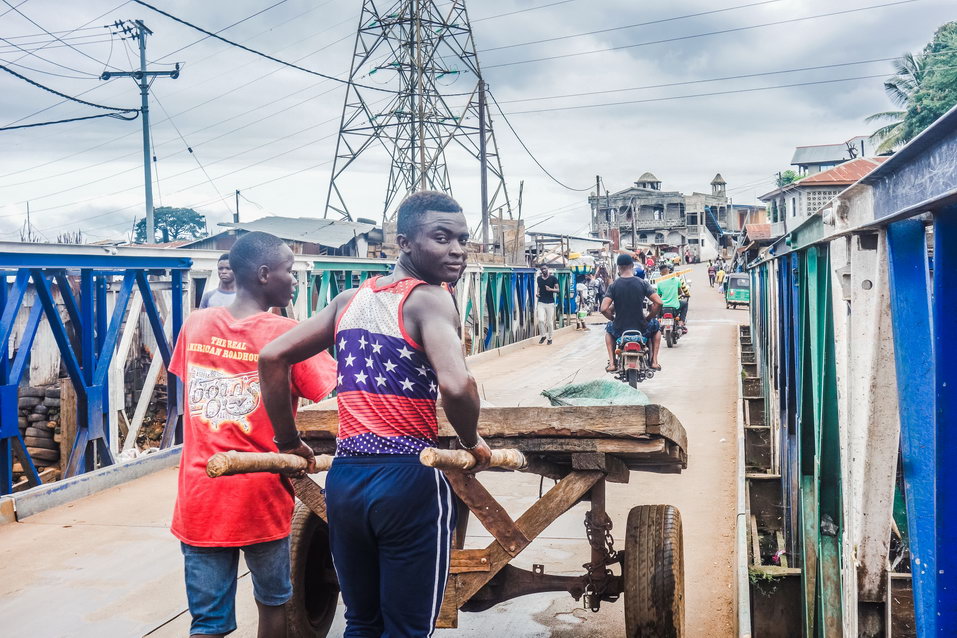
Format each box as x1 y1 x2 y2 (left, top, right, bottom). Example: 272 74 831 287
614 330 654 387
661 309 682 348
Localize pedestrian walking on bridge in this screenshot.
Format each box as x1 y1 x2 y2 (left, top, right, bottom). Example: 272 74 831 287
536 264 559 344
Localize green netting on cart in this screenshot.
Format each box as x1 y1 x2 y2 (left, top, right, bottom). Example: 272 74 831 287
541 379 650 407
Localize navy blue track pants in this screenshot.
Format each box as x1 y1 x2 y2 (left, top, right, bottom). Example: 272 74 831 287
326 455 456 638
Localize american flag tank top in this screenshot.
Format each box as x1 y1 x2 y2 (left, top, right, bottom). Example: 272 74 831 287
334 276 439 455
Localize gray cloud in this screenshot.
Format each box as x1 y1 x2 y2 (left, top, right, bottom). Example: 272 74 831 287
0 0 953 241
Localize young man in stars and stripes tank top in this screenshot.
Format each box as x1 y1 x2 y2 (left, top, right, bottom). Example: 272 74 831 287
260 191 491 637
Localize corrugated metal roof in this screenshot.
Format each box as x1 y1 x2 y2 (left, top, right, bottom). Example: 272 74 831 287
799 157 888 185
790 143 851 165
744 223 772 239
217 216 375 247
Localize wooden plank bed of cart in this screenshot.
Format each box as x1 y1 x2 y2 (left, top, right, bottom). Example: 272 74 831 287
209 404 689 638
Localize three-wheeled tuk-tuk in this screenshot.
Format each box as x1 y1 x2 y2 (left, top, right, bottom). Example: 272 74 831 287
724 273 750 309
207 404 689 637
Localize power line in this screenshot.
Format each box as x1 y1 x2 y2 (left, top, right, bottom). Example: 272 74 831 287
497 56 915 104
0 58 95 79
131 0 399 94
482 0 785 52
472 0 578 23
486 90 592 192
502 73 896 115
0 112 136 131
0 1 132 126
150 0 292 61
1 0 122 71
0 62 137 114
2 26 105 39
0 35 101 76
150 89 234 216
0 5 358 177
484 0 923 70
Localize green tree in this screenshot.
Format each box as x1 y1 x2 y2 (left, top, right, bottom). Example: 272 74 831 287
901 22 957 141
866 52 927 153
134 206 207 243
776 170 802 187
868 22 957 152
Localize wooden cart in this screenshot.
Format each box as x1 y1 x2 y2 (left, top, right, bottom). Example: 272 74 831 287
214 404 688 638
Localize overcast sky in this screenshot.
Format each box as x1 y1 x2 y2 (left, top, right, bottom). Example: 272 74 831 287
0 0 953 242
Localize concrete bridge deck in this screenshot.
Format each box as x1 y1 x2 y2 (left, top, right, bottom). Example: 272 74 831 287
0 263 741 637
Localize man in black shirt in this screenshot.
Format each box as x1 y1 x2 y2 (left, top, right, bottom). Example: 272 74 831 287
536 265 559 344
600 254 664 371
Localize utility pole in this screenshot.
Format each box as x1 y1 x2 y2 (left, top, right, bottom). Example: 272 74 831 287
479 79 489 250
594 175 601 236
101 20 179 244
234 190 240 224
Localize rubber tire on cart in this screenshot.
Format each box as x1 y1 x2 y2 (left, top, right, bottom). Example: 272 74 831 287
627 368 639 388
665 329 674 348
623 504 685 638
288 502 339 638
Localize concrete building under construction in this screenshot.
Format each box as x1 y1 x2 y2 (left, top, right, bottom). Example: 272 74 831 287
588 172 733 259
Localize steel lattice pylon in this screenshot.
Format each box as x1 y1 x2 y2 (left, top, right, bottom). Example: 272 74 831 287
324 0 510 226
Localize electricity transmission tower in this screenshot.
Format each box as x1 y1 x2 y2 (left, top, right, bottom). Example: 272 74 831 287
324 0 511 243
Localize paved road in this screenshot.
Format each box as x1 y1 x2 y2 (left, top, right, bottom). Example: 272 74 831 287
0 262 742 637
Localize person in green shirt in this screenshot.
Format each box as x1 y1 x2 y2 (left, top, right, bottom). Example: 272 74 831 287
656 264 690 331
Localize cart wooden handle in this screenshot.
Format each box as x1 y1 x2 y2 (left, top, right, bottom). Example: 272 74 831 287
419 447 526 471
206 451 335 478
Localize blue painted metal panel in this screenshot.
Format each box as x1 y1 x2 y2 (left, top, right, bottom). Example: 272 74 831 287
934 208 957 634
886 219 936 637
0 253 192 269
1 257 187 494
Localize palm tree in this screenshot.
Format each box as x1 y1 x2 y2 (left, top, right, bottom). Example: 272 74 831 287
866 52 926 153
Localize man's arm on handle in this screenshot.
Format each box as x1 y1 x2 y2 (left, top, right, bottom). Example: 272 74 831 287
600 295 615 320
258 293 349 473
406 286 491 471
646 292 663 319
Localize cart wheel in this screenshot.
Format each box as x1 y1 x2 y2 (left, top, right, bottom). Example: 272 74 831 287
627 368 639 388
288 502 339 638
623 504 685 638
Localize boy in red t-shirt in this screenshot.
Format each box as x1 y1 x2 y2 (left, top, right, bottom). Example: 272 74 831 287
169 232 336 638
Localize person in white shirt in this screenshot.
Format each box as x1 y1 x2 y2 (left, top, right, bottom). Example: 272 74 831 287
199 254 237 308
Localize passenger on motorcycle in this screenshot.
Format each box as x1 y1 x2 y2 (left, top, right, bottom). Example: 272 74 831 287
655 263 690 333
601 254 663 372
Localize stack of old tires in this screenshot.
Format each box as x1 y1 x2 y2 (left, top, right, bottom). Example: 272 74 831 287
18 386 61 471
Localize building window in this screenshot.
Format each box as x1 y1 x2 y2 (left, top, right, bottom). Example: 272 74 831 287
687 213 698 226
689 238 699 245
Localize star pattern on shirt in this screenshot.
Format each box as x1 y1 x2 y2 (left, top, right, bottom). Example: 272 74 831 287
339 337 347 350
384 360 397 373
337 374 344 386
355 371 368 384
416 365 429 377
429 381 437 393
358 335 368 350
400 378 414 392
343 353 356 367
365 356 374 368
397 345 413 360
371 342 382 354
375 374 386 387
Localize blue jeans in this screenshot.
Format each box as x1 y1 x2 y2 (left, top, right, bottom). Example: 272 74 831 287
605 319 659 341
181 537 292 636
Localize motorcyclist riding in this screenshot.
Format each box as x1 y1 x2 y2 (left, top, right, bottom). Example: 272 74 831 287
601 254 664 372
655 263 690 333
